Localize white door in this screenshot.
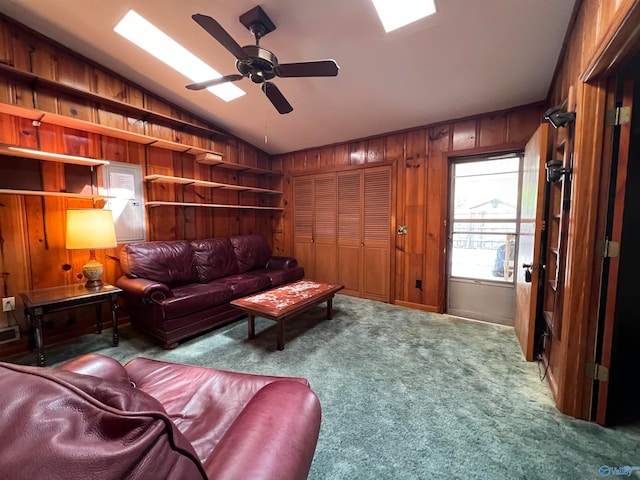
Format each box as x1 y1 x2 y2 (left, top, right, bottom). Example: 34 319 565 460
447 153 523 325
102 162 146 243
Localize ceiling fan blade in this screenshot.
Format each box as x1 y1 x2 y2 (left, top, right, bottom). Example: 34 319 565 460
262 82 293 114
186 74 245 90
274 60 339 78
192 13 250 61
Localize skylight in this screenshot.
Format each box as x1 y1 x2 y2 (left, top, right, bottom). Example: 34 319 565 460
114 10 245 102
371 0 437 33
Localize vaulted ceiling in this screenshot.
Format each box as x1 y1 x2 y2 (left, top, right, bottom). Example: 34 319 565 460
0 0 576 154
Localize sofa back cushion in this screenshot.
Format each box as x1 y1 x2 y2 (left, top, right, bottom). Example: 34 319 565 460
121 240 196 286
190 238 239 283
230 234 273 273
0 362 206 480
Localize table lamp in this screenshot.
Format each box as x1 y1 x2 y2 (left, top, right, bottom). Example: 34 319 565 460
66 209 117 288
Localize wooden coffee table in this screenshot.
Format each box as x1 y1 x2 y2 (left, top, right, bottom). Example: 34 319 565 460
230 280 344 350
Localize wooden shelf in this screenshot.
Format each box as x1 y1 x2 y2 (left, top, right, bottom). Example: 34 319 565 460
0 62 229 140
0 188 109 200
0 102 216 154
145 174 282 194
146 201 282 211
245 185 283 194
0 144 109 201
0 102 280 175
195 153 280 176
0 144 109 166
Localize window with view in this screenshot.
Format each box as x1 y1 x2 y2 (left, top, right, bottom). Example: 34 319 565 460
449 155 521 282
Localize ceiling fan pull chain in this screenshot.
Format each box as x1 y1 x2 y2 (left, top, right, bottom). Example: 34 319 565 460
264 101 268 144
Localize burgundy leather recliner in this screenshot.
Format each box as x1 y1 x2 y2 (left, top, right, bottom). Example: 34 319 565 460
0 353 321 480
116 234 304 348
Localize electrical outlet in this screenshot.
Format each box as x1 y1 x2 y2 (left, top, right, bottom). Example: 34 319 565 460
2 297 15 312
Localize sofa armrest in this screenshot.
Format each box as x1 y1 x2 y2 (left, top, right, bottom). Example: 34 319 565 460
116 276 173 305
57 353 132 385
203 380 321 480
266 256 299 270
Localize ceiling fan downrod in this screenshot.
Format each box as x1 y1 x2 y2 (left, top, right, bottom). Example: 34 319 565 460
249 23 266 46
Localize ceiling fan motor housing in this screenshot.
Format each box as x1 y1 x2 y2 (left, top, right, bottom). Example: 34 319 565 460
236 45 278 83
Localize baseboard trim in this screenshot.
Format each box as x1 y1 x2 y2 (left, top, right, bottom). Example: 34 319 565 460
446 308 514 327
393 300 441 313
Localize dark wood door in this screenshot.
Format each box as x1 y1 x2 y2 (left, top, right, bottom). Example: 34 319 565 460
595 76 635 425
514 123 549 361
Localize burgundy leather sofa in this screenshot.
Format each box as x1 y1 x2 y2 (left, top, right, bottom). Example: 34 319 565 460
116 234 304 348
0 353 321 480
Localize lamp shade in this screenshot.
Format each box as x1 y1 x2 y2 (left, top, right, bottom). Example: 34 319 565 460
66 209 117 250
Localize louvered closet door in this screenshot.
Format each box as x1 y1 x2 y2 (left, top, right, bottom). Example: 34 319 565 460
294 177 315 280
314 173 337 284
337 170 363 296
362 165 391 302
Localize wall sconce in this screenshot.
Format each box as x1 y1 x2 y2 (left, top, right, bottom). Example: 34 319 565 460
543 105 576 129
546 160 572 183
66 209 117 289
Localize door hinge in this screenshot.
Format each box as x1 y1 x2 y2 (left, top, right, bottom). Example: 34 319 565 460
605 106 631 126
596 239 620 258
586 362 609 382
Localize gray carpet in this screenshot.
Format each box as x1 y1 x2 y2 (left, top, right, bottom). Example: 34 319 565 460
10 295 640 479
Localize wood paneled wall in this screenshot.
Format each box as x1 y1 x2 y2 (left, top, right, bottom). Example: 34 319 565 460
273 104 543 312
2 1 632 424
0 16 275 359
541 0 640 419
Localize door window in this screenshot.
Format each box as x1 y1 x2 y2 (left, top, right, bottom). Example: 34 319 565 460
450 155 521 282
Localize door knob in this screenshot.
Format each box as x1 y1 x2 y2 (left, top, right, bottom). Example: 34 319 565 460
522 263 540 270
522 264 533 283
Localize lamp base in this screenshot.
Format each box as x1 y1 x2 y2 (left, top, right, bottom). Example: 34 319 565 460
82 258 104 289
84 278 104 289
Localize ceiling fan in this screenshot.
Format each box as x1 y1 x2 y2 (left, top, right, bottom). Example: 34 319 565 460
186 6 339 114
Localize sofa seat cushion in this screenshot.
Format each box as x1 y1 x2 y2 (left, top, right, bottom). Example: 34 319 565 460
159 283 235 320
212 273 272 298
0 362 206 480
190 238 239 282
251 266 305 287
124 357 309 465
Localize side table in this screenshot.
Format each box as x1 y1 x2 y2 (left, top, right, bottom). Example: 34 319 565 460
19 283 122 367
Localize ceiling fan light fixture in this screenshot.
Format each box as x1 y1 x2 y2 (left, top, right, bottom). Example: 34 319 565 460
114 10 245 102
250 71 265 83
371 0 437 33
187 7 338 114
